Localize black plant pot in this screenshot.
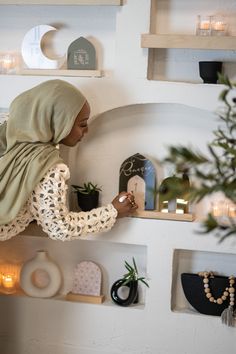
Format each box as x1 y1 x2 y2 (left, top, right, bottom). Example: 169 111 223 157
181 273 234 316
110 278 139 306
199 61 222 84
76 191 99 211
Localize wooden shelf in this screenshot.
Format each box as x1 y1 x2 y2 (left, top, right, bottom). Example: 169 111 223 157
15 69 102 77
132 210 194 222
141 34 236 51
0 0 122 5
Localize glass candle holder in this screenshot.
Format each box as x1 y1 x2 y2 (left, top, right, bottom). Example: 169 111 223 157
1 273 17 294
0 52 20 74
211 16 227 36
0 263 21 294
196 15 212 36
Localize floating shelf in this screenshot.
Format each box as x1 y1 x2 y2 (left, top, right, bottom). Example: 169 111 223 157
0 0 122 5
141 34 236 51
15 69 102 77
0 292 145 309
132 210 194 222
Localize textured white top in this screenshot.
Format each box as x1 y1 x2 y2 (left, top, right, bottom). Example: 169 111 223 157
0 163 117 241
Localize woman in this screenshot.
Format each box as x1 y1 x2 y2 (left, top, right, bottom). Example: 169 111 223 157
0 80 137 241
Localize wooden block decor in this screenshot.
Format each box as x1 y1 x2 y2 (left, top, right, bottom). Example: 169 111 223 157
67 261 105 304
66 292 105 304
67 37 96 70
119 153 156 210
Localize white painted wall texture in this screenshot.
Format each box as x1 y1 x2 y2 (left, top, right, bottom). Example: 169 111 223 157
0 1 236 354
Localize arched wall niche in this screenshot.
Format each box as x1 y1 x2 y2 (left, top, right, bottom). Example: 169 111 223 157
62 102 217 216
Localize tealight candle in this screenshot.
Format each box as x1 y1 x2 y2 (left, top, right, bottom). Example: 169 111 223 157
196 15 212 36
2 273 16 294
211 16 227 36
0 263 21 295
0 52 19 74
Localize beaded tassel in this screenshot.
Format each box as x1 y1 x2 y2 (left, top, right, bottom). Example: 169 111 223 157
221 306 235 327
198 272 235 327
221 275 235 327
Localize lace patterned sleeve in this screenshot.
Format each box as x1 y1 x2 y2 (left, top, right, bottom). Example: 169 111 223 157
0 206 33 241
28 164 118 241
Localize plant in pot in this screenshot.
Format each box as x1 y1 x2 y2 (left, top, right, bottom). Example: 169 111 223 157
110 257 149 307
72 182 102 212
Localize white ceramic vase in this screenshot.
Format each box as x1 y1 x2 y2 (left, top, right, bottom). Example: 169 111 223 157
20 250 62 298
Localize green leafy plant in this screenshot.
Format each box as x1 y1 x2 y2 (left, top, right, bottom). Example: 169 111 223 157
72 182 102 195
122 257 149 287
164 74 236 242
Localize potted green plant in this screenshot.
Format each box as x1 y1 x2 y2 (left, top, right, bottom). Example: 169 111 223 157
72 182 102 212
164 74 236 242
110 257 149 306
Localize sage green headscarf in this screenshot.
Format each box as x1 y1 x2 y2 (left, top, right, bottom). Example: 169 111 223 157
0 79 86 225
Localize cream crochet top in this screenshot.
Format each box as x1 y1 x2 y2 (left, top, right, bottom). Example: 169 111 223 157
0 163 118 241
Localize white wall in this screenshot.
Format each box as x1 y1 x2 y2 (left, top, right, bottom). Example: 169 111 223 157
0 1 236 354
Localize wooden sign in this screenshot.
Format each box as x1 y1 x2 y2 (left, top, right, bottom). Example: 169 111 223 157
67 37 96 70
66 261 105 304
119 153 156 210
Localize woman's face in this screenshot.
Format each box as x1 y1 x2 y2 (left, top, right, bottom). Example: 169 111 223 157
60 101 90 146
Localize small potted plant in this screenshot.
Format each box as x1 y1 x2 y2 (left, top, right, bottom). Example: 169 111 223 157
110 257 149 306
72 182 102 212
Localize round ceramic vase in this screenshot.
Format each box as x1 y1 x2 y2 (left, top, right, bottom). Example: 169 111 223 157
20 250 62 298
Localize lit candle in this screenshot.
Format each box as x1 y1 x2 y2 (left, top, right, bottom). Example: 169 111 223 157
0 53 18 74
2 274 16 293
228 204 236 218
211 16 227 36
196 15 212 36
213 21 225 31
199 21 211 30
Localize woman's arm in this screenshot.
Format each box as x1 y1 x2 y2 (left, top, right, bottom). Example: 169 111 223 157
28 164 118 241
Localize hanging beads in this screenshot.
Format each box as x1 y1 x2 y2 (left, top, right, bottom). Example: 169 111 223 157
198 271 235 306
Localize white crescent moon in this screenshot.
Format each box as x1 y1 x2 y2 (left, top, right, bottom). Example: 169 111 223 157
21 25 65 69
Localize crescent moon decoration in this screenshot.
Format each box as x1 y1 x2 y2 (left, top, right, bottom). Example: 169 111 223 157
21 25 65 69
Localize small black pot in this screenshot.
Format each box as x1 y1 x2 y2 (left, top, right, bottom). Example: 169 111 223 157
199 61 222 84
76 191 99 211
110 278 139 306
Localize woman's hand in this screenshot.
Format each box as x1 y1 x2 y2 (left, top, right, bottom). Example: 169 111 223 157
112 192 138 218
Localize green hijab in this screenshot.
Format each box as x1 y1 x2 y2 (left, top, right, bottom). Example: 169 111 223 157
0 79 86 225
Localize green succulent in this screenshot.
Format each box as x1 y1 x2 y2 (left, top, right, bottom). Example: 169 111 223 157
122 257 149 287
72 182 102 195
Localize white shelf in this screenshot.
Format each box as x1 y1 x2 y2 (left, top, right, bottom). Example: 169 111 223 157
13 69 102 77
141 34 236 51
0 0 122 5
0 292 145 310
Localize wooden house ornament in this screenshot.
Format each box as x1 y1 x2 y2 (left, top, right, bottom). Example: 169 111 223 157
158 173 190 214
67 37 96 70
119 153 156 210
